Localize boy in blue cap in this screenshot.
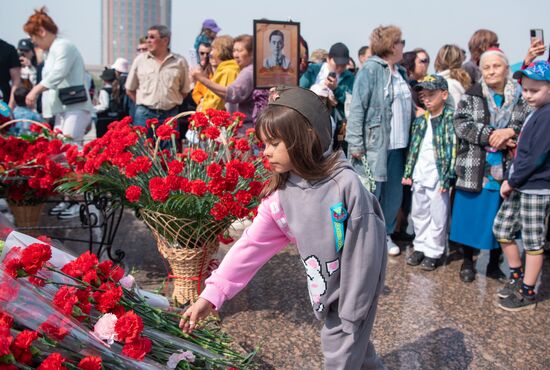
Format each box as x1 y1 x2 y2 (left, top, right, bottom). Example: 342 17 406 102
493 60 550 311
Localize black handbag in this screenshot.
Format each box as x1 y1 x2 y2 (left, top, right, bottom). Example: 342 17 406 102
58 85 87 105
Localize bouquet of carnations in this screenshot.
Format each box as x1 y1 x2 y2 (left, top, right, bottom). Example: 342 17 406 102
0 123 77 206
0 231 255 369
59 111 267 248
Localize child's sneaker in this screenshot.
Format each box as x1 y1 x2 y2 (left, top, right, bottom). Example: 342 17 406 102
420 256 438 271
49 201 70 216
387 237 401 257
57 203 81 220
497 278 522 299
498 291 536 312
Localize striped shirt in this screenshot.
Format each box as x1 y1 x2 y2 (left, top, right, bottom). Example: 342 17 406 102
387 70 412 150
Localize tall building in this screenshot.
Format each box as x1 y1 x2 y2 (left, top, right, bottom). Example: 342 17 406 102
101 0 171 66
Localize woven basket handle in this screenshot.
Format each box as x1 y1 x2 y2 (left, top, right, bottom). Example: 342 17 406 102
0 119 50 131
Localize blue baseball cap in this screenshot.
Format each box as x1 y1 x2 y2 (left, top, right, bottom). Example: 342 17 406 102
513 60 550 83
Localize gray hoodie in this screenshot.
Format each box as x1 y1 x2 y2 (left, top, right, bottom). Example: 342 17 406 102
278 157 387 333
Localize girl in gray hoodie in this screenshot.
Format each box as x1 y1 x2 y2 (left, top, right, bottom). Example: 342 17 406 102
181 86 388 369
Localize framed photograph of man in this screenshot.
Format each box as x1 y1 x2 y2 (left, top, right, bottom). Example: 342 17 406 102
253 19 300 89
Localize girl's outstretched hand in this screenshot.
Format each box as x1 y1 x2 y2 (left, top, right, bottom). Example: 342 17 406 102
179 297 213 333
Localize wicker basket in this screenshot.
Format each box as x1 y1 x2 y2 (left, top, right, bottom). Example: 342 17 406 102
9 203 44 235
140 209 230 304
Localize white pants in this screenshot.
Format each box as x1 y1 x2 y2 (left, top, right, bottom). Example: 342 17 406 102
54 110 92 146
410 183 450 258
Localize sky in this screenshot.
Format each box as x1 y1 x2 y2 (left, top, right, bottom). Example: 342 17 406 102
4 0 550 70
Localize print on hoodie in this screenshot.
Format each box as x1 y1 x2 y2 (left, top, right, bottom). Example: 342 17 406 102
303 255 327 312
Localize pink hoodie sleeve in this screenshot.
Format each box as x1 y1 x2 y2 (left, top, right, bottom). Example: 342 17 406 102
200 191 292 309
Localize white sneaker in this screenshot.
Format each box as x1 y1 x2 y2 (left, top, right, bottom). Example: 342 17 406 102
387 236 401 257
49 201 70 216
57 203 81 219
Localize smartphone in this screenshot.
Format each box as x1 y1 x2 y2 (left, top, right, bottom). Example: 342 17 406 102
328 72 337 79
530 28 544 43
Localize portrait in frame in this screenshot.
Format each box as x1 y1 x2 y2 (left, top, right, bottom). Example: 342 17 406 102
253 20 300 89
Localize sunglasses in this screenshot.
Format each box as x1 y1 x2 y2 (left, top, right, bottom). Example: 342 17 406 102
396 39 406 46
490 42 500 48
137 47 148 52
418 58 429 64
199 51 209 56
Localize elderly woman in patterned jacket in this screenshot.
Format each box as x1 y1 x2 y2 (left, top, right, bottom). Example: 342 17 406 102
449 48 530 283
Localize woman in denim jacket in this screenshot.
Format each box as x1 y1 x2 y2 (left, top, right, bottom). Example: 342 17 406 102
346 25 414 257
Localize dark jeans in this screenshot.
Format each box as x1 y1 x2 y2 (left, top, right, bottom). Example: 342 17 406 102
134 105 179 149
133 104 179 128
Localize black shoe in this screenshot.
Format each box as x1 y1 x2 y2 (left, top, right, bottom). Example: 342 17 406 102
406 251 424 266
392 230 415 242
497 278 522 299
498 291 536 312
486 265 507 283
460 260 476 282
420 257 438 271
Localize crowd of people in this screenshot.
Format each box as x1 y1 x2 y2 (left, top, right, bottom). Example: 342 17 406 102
0 7 549 368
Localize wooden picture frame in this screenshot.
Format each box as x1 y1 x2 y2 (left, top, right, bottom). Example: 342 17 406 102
253 19 300 89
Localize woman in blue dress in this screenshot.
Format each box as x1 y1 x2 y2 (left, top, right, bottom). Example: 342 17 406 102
450 48 530 282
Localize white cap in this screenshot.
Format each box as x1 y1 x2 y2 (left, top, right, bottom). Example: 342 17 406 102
111 58 129 73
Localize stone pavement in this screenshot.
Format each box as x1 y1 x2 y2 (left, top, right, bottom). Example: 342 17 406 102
30 208 550 369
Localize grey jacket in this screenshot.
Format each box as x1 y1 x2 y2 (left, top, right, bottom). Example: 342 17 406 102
453 83 530 192
278 157 387 333
345 56 410 181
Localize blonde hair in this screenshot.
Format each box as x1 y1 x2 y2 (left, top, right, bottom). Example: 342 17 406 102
435 44 471 90
468 29 498 62
370 25 402 58
310 49 328 64
211 35 234 61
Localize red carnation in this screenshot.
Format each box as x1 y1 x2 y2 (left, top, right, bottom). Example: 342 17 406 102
115 311 144 343
189 112 209 128
210 201 229 220
235 190 252 205
245 128 256 137
37 352 68 370
0 327 13 357
149 177 170 202
78 356 102 370
20 243 51 275
206 163 222 178
0 280 19 303
167 160 184 176
235 138 250 152
239 162 256 179
125 185 142 203
248 181 264 196
13 330 38 350
93 282 123 313
145 118 158 128
190 179 207 196
207 178 226 196
0 312 14 329
190 149 208 163
121 336 152 361
202 126 221 140
53 286 79 316
156 124 174 140
39 316 70 341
